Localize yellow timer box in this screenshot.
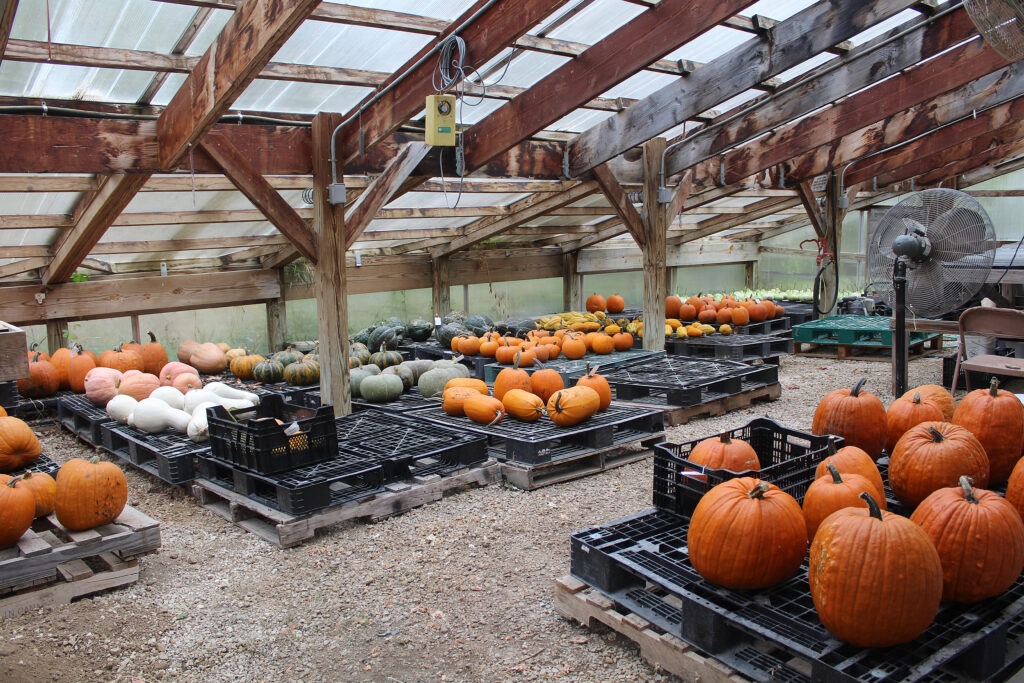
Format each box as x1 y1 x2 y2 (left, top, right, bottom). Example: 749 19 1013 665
425 94 457 146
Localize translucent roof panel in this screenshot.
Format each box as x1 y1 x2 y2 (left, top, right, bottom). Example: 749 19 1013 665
849 9 922 45
276 22 431 72
664 26 749 63
0 62 157 102
740 0 817 21
12 0 197 49
323 0 471 22
544 0 646 44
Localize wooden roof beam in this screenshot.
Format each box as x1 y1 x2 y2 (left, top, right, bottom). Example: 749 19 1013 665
566 0 919 177
335 0 570 167
0 257 46 279
592 164 645 247
666 6 979 179
40 174 149 286
693 34 1009 187
460 0 757 175
200 130 317 262
0 0 17 65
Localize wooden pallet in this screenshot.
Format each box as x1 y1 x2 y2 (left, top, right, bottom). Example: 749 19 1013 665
616 383 781 427
553 575 754 683
498 435 661 491
0 506 161 616
192 461 499 548
794 335 942 361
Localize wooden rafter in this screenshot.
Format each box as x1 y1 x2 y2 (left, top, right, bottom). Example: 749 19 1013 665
460 0 756 174
0 0 17 64
665 6 979 177
344 142 432 250
669 196 801 246
40 174 149 286
565 0 919 177
592 164 645 247
0 257 46 279
795 182 827 239
334 0 570 167
200 130 318 262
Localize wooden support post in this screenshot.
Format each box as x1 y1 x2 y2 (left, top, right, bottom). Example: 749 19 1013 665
563 251 582 312
744 261 757 290
266 271 287 353
130 315 142 345
46 320 68 354
432 256 451 321
641 138 668 352
311 113 350 416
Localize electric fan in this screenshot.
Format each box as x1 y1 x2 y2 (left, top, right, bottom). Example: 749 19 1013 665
964 0 1024 62
866 189 998 394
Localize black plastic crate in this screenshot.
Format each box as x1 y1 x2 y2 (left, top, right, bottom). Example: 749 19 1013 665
409 403 664 464
206 393 338 475
571 508 1024 683
733 316 791 336
653 418 838 516
6 453 61 478
197 451 385 515
0 381 17 411
666 334 792 362
603 357 778 408
100 424 206 485
10 390 68 419
57 394 117 447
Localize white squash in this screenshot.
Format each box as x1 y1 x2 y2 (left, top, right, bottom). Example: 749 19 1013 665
182 389 254 413
204 381 261 405
105 394 138 424
131 397 192 433
149 386 186 411
186 401 219 443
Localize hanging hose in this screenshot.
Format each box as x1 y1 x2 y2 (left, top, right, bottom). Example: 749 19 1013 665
813 256 840 317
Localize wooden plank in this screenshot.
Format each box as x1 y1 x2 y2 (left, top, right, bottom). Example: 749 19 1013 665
0 563 139 618
592 163 645 247
0 257 47 279
0 269 280 325
795 181 826 239
41 173 151 285
700 35 1009 186
563 251 582 312
200 130 318 262
666 8 979 175
0 321 29 380
0 0 17 64
156 0 320 170
311 113 351 415
344 142 431 249
335 0 570 167
432 255 451 321
577 241 758 274
460 0 755 174
566 0 918 177
641 139 667 352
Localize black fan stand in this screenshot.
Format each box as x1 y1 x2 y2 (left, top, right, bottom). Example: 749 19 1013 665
892 258 909 396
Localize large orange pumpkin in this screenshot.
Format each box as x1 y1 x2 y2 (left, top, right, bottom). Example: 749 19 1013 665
885 391 943 454
441 387 480 417
811 378 887 460
501 389 545 422
463 394 505 425
67 345 97 394
493 360 532 402
1005 457 1024 520
809 492 943 648
529 368 564 404
99 344 145 373
606 294 625 314
665 295 683 319
0 416 42 472
55 457 128 531
49 345 74 390
576 364 612 411
17 352 60 399
141 332 169 376
687 433 760 472
14 471 57 518
911 476 1024 603
688 478 806 589
585 293 606 313
813 438 884 502
952 377 1024 485
888 422 990 508
547 386 600 427
902 384 956 421
803 464 881 542
0 478 35 548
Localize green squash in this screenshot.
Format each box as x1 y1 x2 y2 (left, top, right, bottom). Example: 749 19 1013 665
349 367 376 398
399 359 434 382
369 349 404 369
349 343 371 366
252 359 285 384
361 364 381 375
352 326 375 346
367 326 399 352
417 364 471 397
283 359 320 386
465 314 494 337
382 364 415 391
272 347 304 366
406 319 435 342
347 356 363 369
436 323 469 349
360 374 404 403
442 311 468 325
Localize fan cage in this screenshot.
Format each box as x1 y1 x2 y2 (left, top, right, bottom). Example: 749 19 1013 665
964 0 1024 62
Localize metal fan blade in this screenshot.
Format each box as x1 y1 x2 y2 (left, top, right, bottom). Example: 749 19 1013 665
927 208 992 261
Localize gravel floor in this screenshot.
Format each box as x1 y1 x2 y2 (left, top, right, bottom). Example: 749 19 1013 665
0 355 948 683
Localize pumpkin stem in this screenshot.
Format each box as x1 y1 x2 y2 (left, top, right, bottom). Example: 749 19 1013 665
826 436 839 456
928 426 945 443
719 433 733 445
960 475 979 504
990 377 1001 397
912 392 922 404
5 478 18 489
513 351 521 370
147 331 158 343
115 343 124 353
31 351 41 363
859 491 883 520
850 377 867 397
486 411 503 427
89 455 102 465
747 481 771 499
826 462 844 484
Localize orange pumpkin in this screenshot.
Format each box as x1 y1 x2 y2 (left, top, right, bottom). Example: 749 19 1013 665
814 439 884 502
17 352 60 399
457 336 482 356
811 378 887 461
0 478 35 548
14 471 57 518
494 345 519 365
803 463 881 542
731 306 750 326
441 387 481 417
67 345 97 394
141 332 169 376
530 368 564 404
99 344 145 373
0 416 42 472
688 433 760 472
561 336 587 360
612 332 634 352
590 334 615 355
463 394 505 425
606 294 625 314
903 384 956 421
952 377 1024 485
117 372 161 401
576 364 612 411
493 360 532 402
25 343 49 363
886 391 943 454
55 457 128 531
665 295 683 318
547 386 600 427
444 378 488 395
501 389 545 422
49 345 74 390
585 293 607 312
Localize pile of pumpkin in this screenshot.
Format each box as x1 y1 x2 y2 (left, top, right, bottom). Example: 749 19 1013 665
224 346 322 387
665 293 786 338
0 409 129 549
438 359 612 427
684 376 1024 648
447 329 635 365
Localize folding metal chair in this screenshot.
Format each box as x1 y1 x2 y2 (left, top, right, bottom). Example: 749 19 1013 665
952 306 1024 393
